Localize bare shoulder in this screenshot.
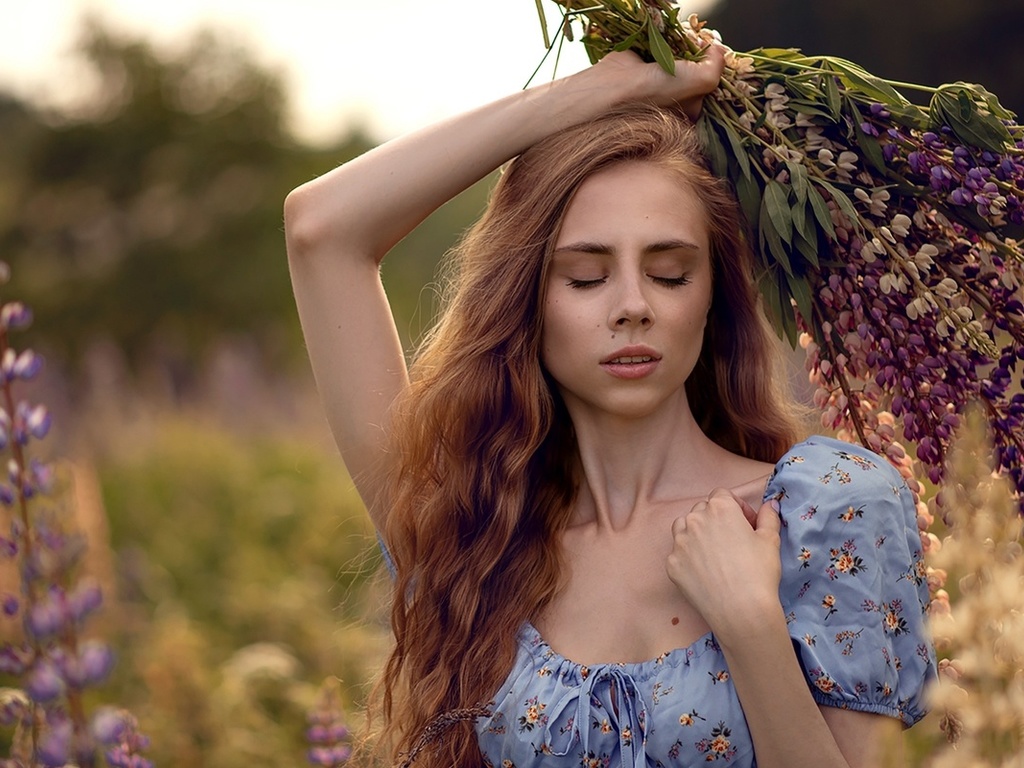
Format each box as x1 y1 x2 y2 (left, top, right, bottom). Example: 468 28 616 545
703 443 776 502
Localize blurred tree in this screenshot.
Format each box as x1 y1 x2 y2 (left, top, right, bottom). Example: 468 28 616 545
0 18 488 389
2 18 328 381
705 0 1024 114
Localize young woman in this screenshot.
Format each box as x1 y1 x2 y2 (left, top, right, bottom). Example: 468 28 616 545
284 46 934 768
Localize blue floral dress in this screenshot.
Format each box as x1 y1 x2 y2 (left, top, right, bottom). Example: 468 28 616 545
471 437 937 767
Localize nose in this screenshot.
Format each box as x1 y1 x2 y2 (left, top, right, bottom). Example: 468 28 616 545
609 274 654 329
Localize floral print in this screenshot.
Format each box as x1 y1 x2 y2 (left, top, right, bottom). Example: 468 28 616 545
696 722 737 762
517 696 548 732
472 437 937 768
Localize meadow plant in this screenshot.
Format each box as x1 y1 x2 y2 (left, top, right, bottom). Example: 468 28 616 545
539 0 1024 520
306 678 351 767
0 262 151 768
926 410 1024 766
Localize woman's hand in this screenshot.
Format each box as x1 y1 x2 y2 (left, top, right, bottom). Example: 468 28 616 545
582 44 726 121
665 490 783 644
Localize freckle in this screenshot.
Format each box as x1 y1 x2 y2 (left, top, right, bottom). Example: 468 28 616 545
671 616 680 626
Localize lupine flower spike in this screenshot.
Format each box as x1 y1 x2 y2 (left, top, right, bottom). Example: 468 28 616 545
0 260 152 767
306 678 351 767
540 1 1024 523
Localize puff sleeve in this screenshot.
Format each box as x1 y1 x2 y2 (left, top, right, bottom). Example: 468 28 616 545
763 436 937 726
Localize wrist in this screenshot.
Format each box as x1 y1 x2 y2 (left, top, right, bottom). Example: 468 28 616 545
711 594 788 652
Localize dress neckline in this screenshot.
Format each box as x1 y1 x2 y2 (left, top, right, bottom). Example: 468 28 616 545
519 620 721 681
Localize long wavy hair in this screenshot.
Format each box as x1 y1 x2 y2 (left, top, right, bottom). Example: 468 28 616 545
371 103 805 767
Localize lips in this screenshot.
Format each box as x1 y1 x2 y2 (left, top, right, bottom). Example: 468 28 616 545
606 354 656 364
600 346 661 365
600 346 662 379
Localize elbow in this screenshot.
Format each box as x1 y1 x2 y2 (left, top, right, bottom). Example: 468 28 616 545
283 183 324 260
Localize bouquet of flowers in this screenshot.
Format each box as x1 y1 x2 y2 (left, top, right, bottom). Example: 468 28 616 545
539 0 1024 515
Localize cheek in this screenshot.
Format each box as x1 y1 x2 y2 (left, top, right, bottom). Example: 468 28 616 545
540 295 572 369
540 294 604 375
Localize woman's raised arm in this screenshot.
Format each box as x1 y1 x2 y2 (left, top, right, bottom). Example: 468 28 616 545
282 48 725 524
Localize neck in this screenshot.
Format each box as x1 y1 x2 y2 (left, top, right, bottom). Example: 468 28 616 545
564 389 730 531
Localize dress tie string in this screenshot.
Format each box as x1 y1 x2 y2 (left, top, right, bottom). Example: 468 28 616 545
540 666 649 767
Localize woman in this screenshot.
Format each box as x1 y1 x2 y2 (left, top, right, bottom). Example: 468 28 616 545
284 46 934 768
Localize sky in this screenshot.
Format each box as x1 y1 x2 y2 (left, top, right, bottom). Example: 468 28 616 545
0 0 710 144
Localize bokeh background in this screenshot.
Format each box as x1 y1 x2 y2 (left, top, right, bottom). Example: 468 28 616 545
1 1 1021 764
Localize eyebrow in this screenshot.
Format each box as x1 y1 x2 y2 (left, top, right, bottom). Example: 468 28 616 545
553 239 701 255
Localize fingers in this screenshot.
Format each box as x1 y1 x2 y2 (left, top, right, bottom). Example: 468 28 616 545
755 499 782 539
681 41 725 89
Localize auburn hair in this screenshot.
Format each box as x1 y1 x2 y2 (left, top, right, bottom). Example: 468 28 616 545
370 103 805 767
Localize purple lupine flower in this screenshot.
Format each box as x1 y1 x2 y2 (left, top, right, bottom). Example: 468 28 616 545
0 644 30 676
308 746 352 767
28 458 54 495
26 660 66 702
36 715 73 768
77 641 116 687
68 580 103 623
12 350 42 380
0 302 32 330
26 592 67 640
26 405 50 440
91 707 128 745
1 593 17 616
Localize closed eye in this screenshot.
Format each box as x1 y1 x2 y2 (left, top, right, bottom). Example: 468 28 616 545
651 275 691 287
566 277 606 289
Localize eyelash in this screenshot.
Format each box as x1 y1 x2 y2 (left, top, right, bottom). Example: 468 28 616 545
566 276 692 289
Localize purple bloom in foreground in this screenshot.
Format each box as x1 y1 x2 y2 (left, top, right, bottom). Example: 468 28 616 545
26 660 65 702
308 746 352 767
78 641 116 687
92 707 128 745
0 302 31 330
37 717 73 768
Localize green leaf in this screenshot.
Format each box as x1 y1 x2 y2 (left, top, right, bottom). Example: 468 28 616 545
582 35 607 65
788 99 839 122
647 22 675 76
930 86 1014 152
884 101 929 131
807 185 837 240
698 117 728 177
816 179 860 231
957 89 974 121
735 171 762 230
786 270 815 327
612 27 644 53
791 198 810 247
750 47 807 62
792 225 820 269
777 279 798 347
758 272 787 341
717 120 752 180
824 75 842 120
822 57 909 107
787 161 809 204
759 196 794 275
846 98 887 173
764 180 794 246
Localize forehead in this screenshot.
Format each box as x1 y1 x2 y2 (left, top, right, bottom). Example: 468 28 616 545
555 161 708 250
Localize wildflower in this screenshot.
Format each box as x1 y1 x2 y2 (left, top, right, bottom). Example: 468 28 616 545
0 261 151 767
26 661 65 702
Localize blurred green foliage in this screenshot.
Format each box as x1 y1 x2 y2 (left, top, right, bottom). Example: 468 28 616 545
0 18 491 383
91 411 387 767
